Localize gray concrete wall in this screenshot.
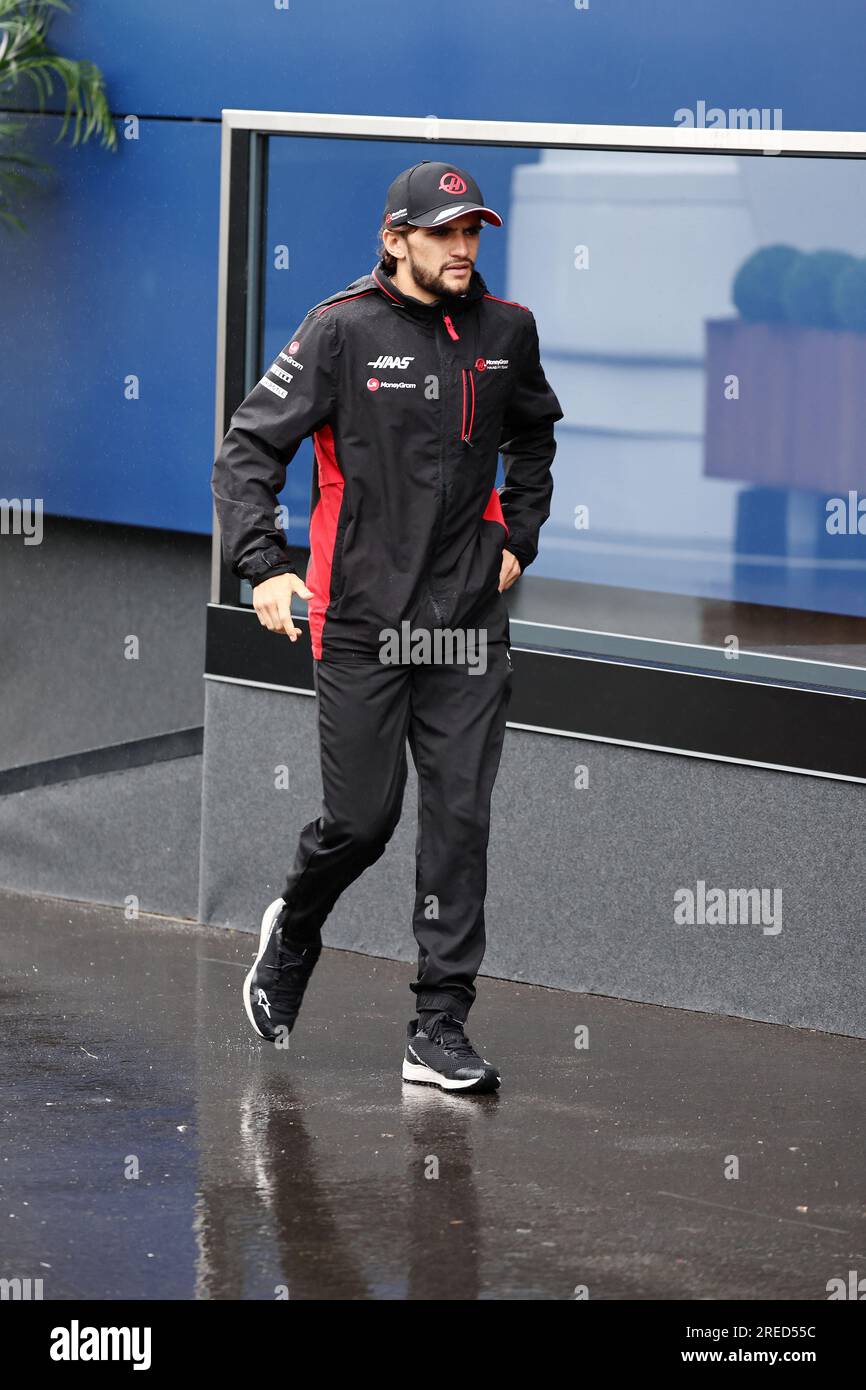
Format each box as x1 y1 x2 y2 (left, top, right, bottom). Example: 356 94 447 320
0 755 202 920
199 676 866 1038
1 516 210 770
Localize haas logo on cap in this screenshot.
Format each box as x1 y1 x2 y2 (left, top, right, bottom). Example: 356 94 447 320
439 172 467 195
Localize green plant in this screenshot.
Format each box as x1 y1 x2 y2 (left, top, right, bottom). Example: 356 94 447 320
0 0 116 233
832 257 866 333
780 249 857 329
731 244 802 322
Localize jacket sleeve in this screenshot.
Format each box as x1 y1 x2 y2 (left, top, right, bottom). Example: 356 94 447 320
497 311 564 573
211 308 337 585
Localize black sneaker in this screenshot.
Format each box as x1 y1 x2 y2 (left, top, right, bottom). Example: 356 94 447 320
402 1013 500 1093
243 897 322 1042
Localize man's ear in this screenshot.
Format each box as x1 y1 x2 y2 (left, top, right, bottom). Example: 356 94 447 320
384 227 409 262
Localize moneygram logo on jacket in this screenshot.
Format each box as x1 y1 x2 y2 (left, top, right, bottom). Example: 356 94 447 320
211 262 564 661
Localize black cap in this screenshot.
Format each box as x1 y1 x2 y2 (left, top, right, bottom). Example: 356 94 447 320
384 161 503 230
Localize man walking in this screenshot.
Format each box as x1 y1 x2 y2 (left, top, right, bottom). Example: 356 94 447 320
211 160 562 1093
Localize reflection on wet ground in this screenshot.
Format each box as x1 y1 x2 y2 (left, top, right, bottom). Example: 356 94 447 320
1 889 863 1300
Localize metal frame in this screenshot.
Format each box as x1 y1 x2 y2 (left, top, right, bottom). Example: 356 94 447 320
209 109 866 782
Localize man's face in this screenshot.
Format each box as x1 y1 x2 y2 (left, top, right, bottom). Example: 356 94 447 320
398 213 483 297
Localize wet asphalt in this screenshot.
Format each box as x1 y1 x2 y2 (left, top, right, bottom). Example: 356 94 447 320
1 888 864 1300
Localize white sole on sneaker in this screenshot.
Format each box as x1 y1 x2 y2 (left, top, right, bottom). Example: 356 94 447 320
242 896 285 1038
401 1057 499 1091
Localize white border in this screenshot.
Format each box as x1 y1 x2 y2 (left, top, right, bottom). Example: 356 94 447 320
220 110 866 155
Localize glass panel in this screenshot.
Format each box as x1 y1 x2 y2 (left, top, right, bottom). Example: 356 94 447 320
260 137 866 696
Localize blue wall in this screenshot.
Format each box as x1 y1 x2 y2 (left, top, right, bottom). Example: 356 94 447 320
2 0 865 534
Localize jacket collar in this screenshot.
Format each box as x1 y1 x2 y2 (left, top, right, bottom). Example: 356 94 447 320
369 260 488 323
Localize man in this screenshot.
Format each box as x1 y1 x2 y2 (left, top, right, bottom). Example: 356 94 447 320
212 160 563 1093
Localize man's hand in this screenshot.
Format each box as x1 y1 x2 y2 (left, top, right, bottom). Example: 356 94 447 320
498 548 522 593
252 572 315 641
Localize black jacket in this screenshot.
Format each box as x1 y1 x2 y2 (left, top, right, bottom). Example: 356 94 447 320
211 261 564 659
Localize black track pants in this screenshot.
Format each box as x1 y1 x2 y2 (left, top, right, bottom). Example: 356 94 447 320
278 643 513 1022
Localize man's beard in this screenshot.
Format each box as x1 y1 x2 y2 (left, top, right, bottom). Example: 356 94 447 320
406 248 473 300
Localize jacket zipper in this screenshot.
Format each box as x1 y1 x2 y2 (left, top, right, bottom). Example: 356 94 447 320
426 315 451 601
460 368 475 446
429 310 479 620
443 312 476 446
426 311 464 623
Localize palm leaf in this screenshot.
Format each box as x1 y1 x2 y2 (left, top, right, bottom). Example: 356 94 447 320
0 0 117 232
